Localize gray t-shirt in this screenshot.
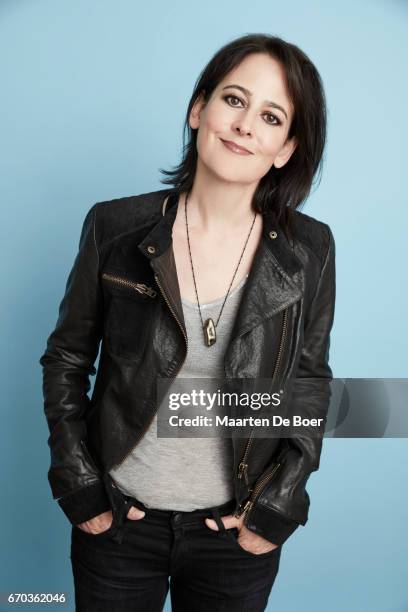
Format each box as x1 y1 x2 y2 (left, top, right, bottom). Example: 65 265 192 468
109 274 248 510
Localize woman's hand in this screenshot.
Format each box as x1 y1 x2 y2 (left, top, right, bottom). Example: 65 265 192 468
205 513 279 554
77 505 146 534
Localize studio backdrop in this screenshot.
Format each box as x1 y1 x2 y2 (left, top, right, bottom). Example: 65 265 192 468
0 1 407 611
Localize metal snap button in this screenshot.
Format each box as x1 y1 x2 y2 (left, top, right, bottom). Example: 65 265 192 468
269 230 278 239
147 245 156 254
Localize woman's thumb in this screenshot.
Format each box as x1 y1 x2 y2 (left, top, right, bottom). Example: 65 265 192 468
127 505 146 520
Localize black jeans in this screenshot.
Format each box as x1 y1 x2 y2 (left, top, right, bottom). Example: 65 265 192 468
70 474 282 611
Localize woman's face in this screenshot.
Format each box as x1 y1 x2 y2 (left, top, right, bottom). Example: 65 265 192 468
189 52 297 185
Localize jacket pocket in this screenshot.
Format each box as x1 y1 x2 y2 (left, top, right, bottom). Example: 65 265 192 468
237 443 292 523
102 272 158 300
237 461 283 523
101 271 158 361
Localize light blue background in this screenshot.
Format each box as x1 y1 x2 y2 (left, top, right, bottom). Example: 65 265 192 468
1 0 407 610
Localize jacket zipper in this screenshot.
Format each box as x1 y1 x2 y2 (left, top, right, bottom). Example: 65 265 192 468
236 461 282 521
236 307 289 487
108 273 188 470
154 274 188 350
102 272 157 298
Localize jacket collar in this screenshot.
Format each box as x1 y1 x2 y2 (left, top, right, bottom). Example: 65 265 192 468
137 189 303 341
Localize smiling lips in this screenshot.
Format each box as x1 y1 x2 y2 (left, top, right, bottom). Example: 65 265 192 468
220 138 253 155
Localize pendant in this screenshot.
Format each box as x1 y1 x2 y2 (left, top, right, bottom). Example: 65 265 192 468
203 318 216 347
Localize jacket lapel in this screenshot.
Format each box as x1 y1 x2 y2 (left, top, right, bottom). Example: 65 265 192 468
138 191 186 336
230 235 303 341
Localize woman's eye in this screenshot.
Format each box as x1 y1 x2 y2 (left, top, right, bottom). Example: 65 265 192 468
264 113 281 126
223 95 281 126
224 94 243 107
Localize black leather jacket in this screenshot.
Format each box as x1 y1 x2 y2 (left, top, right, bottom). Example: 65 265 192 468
39 187 336 546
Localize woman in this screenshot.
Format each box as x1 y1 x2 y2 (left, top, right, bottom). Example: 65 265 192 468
40 33 336 611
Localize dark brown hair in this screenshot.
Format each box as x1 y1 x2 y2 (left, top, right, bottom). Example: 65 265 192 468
159 33 327 237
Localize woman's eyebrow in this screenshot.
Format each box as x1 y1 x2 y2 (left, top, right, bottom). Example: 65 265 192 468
221 84 288 120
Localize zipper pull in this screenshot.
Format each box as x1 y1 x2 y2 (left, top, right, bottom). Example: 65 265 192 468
241 500 253 520
238 462 249 484
234 499 249 518
234 497 254 520
234 501 244 518
139 284 157 298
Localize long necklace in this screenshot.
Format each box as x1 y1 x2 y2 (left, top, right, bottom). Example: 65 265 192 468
184 190 257 347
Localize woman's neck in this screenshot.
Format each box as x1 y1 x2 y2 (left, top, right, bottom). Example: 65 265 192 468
181 167 259 235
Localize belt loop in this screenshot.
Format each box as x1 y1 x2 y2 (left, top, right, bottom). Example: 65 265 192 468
111 501 128 545
210 507 227 533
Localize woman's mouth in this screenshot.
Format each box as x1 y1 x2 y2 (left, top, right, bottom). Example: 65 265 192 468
220 138 253 155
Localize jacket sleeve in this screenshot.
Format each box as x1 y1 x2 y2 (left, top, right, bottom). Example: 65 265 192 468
39 204 111 525
244 224 336 545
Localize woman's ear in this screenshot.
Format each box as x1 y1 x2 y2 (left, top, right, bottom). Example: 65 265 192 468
189 90 207 129
273 136 298 169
